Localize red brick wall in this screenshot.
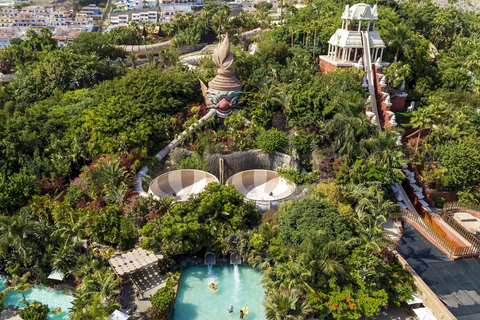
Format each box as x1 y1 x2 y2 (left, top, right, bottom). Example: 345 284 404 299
390 95 407 111
319 59 338 74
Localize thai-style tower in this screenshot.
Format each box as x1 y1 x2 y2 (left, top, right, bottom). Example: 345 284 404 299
318 3 408 130
319 3 386 72
200 34 243 119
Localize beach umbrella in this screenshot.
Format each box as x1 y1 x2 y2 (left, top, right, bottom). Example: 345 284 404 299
47 269 64 281
109 310 130 320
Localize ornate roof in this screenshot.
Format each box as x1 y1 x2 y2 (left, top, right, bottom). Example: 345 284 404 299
341 3 378 21
208 34 242 92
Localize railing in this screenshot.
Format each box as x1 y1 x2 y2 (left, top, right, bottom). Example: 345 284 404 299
442 202 480 252
398 208 478 257
444 202 480 213
399 208 455 255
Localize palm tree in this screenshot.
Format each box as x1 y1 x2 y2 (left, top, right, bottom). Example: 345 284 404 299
410 107 435 153
346 222 394 252
263 257 313 294
39 27 53 47
383 23 417 62
127 53 138 69
212 11 227 37
69 292 117 320
0 214 37 263
300 231 345 283
81 269 120 302
162 22 175 37
52 211 87 250
325 113 371 160
263 289 313 320
351 184 398 223
90 160 131 203
360 130 407 178
6 271 33 302
201 4 214 29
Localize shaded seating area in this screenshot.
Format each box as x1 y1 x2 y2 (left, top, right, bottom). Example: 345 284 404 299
108 248 163 276
129 265 165 293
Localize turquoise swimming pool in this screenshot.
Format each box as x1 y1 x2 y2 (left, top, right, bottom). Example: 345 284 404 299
0 276 74 320
174 264 265 320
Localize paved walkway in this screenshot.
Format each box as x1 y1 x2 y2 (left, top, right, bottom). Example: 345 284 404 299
122 266 166 320
397 223 480 320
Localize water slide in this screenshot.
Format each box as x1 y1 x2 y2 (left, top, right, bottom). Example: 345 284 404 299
361 31 383 131
360 31 471 253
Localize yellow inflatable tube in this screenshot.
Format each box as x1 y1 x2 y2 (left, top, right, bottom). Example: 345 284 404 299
241 306 249 315
209 283 218 291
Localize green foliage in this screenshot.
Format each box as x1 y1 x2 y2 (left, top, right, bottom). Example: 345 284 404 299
291 130 319 155
83 66 199 155
151 286 175 309
276 169 319 185
255 41 292 67
0 291 4 313
71 32 115 58
438 137 480 189
254 1 272 10
13 51 116 104
20 301 49 320
309 277 388 320
176 153 206 170
0 172 40 215
287 69 364 127
279 197 351 245
257 128 288 153
335 158 390 186
141 183 260 255
108 27 139 45
433 195 447 208
263 289 312 320
147 307 169 320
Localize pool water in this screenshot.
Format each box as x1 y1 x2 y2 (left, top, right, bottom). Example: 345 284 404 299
174 265 266 320
0 276 74 320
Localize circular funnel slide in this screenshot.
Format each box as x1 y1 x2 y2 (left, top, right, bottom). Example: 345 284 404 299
226 170 295 201
149 169 218 202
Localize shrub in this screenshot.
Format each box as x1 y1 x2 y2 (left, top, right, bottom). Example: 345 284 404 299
257 129 288 153
277 169 319 185
0 59 12 74
438 137 480 190
177 153 206 170
20 301 49 320
151 286 175 309
147 307 169 320
279 198 352 245
433 195 446 208
0 291 5 313
291 130 319 155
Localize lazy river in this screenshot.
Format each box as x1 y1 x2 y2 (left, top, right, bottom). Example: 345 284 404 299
174 265 265 320
0 276 74 320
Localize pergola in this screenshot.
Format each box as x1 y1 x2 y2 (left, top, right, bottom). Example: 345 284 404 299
108 248 163 277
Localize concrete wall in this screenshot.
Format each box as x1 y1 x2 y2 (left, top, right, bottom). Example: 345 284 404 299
206 149 302 185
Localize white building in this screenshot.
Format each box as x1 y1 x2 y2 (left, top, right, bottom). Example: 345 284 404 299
113 0 157 11
110 8 158 27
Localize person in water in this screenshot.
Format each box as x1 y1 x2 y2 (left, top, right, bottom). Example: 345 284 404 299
229 305 234 313
240 310 244 319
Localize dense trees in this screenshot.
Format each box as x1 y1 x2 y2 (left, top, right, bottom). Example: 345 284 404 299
1 0 474 319
141 183 260 255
